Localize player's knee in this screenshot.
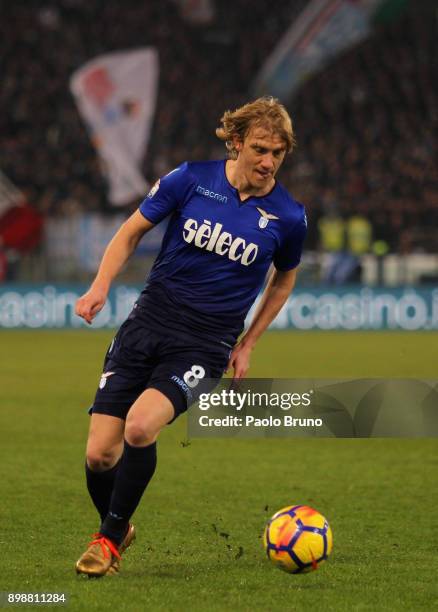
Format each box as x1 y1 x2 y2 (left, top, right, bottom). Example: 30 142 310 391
86 448 119 472
124 420 158 447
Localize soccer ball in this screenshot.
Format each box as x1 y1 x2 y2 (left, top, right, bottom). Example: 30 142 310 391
263 505 333 574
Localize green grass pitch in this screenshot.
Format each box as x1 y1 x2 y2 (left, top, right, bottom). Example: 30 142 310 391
1 330 438 611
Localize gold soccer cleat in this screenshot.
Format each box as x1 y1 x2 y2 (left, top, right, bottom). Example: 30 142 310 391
75 534 121 578
106 524 136 575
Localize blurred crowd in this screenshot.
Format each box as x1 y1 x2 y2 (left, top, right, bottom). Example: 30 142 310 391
0 0 297 216
288 6 438 255
1 0 437 256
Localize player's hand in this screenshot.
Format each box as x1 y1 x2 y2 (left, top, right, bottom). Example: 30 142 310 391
75 284 108 325
226 341 253 380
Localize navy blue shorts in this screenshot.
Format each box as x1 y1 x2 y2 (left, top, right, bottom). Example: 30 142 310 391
89 310 231 421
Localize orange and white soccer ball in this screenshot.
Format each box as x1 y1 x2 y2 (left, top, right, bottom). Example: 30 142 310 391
263 505 333 573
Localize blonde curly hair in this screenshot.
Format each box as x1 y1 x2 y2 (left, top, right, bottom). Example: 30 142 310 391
216 97 296 159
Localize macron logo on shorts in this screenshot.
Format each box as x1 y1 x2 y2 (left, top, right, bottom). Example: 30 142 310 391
183 218 259 266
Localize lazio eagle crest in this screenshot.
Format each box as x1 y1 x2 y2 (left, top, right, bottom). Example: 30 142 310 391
256 207 279 229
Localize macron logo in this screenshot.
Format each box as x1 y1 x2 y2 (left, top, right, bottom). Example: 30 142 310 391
171 375 193 400
196 185 227 203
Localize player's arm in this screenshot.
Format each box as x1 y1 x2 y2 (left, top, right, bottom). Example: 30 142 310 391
227 267 297 379
75 210 154 324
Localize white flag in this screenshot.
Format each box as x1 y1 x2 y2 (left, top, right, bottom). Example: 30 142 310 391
252 0 374 101
70 48 159 206
0 170 24 216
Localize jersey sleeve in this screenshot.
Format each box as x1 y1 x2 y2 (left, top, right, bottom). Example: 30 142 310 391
273 206 307 271
139 162 194 224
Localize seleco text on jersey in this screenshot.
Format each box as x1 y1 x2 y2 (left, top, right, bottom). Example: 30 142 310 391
183 218 259 265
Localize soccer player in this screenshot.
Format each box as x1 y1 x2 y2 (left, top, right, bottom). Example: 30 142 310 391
74 97 307 576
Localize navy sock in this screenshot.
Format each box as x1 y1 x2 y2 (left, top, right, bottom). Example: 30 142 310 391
86 460 120 522
100 440 157 545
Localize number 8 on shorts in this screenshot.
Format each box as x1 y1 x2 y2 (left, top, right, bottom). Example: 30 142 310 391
183 365 206 388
